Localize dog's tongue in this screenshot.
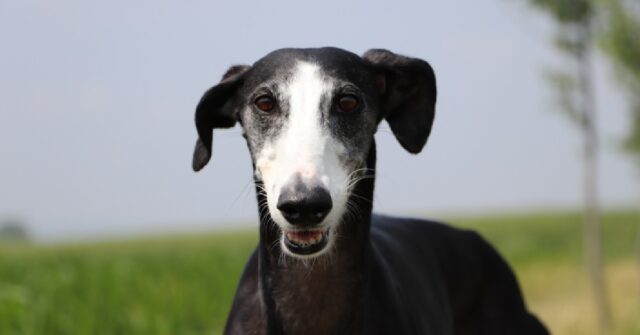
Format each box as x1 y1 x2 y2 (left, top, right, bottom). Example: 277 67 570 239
286 230 324 245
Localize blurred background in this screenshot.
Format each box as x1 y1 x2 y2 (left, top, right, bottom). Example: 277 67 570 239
0 0 638 334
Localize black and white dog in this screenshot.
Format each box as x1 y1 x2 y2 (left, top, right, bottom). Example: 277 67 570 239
192 47 549 335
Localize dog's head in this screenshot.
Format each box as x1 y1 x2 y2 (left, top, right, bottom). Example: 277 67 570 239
193 48 436 258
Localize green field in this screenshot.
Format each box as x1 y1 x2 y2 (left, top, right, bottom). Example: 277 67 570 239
0 211 638 335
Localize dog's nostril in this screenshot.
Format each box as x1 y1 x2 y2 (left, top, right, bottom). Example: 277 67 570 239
277 186 332 225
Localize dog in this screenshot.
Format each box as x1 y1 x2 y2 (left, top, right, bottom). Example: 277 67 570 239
192 47 549 335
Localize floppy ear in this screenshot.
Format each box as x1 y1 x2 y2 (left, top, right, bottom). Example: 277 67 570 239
193 65 250 171
362 49 437 154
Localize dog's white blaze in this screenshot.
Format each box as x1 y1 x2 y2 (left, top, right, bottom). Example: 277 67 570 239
255 62 350 257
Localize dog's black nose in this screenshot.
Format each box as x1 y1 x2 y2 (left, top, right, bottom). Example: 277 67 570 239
277 184 332 225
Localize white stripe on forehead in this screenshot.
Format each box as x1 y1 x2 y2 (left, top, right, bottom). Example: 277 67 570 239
280 62 333 173
287 61 329 134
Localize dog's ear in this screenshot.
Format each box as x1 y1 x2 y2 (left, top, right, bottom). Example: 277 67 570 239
193 65 250 171
362 49 437 154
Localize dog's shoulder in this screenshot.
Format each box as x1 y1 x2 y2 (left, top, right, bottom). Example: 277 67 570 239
369 214 549 334
370 214 518 303
369 214 488 295
370 214 486 263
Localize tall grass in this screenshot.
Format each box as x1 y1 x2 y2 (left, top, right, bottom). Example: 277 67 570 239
0 211 638 334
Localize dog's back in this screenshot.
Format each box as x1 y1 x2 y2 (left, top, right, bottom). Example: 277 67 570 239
366 215 549 334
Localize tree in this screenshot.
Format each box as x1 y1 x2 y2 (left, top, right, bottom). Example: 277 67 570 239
595 0 640 314
598 0 640 163
517 0 612 333
0 218 29 243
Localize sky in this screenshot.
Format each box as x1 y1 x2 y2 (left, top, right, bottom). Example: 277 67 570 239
0 0 637 242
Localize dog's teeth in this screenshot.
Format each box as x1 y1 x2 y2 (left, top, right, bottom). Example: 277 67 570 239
285 229 327 248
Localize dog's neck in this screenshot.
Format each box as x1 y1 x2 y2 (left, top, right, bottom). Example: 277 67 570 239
254 143 377 335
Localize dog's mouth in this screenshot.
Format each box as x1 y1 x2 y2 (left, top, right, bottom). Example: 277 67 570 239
282 228 330 256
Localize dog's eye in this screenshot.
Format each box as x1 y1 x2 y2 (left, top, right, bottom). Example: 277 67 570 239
254 95 276 112
337 95 359 112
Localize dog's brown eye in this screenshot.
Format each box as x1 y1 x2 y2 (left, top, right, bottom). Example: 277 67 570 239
254 95 275 112
337 95 359 112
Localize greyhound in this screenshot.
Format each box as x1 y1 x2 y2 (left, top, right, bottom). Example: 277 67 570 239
192 47 549 335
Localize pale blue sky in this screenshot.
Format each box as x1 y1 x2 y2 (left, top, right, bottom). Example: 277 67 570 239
0 0 636 241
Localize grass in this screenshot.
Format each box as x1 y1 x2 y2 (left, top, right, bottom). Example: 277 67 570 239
452 211 640 335
0 211 638 335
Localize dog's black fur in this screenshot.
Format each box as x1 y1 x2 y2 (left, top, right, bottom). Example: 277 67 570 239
192 47 549 334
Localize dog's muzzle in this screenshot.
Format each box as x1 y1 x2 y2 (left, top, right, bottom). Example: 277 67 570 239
277 180 333 255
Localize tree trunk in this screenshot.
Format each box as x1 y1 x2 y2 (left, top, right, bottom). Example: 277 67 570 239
636 208 640 306
577 22 612 334
636 187 640 306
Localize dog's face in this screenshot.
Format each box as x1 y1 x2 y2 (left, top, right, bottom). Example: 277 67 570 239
193 48 436 259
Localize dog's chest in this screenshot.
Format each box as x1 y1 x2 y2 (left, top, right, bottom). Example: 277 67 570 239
269 263 362 334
